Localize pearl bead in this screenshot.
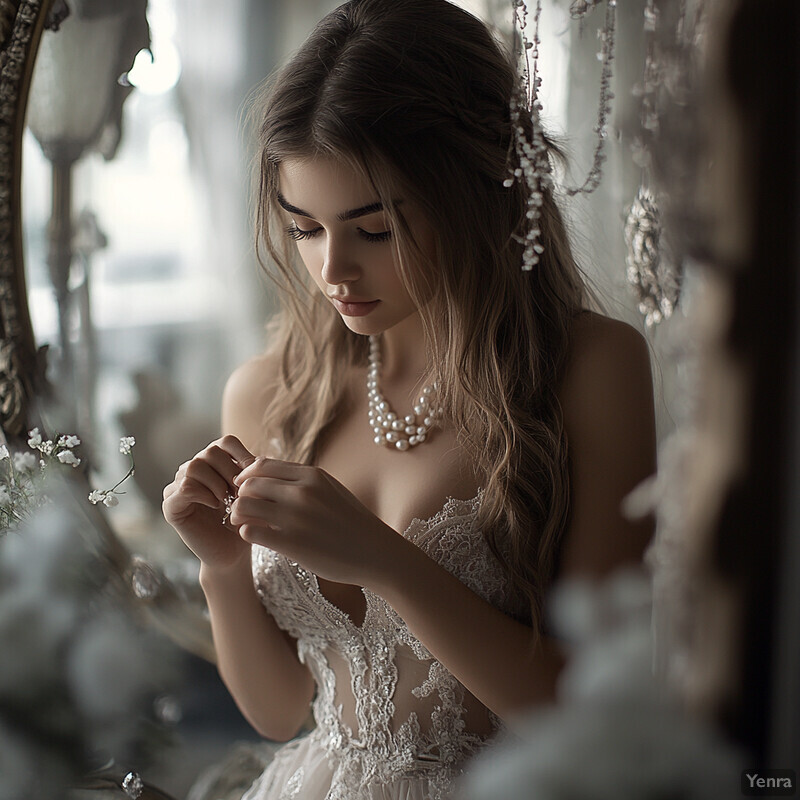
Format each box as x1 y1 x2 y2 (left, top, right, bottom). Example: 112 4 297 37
367 334 442 453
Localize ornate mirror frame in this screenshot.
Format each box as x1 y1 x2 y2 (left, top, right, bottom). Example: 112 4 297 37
0 0 54 439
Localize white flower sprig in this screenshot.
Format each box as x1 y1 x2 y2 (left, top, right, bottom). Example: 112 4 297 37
0 431 136 530
87 436 136 508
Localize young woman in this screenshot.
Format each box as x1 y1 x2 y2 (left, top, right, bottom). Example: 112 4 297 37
163 1 657 797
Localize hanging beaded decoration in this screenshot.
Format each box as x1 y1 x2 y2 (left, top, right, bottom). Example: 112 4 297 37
624 0 682 326
624 186 679 326
505 0 551 271
507 0 619 272
564 0 618 197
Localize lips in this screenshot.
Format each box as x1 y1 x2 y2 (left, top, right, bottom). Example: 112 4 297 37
329 296 374 304
331 297 380 317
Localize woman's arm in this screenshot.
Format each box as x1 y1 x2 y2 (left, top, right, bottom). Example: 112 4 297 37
163 357 315 741
364 316 657 717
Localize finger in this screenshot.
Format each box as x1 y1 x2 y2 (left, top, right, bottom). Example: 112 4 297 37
228 495 281 529
234 475 287 501
234 456 306 485
215 435 257 469
238 522 281 547
164 476 221 511
183 459 233 504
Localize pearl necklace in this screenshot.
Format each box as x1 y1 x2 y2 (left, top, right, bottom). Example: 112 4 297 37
368 335 442 451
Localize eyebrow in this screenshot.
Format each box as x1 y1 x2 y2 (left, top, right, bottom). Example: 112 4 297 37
276 191 385 222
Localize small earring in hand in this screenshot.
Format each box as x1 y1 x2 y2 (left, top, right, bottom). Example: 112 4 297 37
222 491 236 525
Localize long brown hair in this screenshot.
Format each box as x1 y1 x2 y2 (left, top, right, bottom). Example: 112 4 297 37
253 0 589 634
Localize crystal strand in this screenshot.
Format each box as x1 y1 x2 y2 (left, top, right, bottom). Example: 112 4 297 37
506 0 551 271
565 0 618 196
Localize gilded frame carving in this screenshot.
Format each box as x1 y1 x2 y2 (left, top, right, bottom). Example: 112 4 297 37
0 0 51 438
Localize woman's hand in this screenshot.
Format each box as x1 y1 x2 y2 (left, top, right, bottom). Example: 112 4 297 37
229 458 401 587
162 435 257 569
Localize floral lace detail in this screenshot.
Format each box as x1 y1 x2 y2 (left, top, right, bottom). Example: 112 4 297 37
251 489 512 799
279 767 304 799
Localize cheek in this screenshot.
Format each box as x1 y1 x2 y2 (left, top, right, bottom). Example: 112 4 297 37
295 242 323 276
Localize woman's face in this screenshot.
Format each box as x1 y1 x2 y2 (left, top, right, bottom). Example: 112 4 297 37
277 157 435 337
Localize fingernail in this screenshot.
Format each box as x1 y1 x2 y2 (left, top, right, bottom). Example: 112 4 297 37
233 474 242 485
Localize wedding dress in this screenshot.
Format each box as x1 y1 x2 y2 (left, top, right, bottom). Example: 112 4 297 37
242 489 521 800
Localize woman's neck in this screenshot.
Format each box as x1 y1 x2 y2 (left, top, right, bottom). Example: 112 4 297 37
375 312 430 398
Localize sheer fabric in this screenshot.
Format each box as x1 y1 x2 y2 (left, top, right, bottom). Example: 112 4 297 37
244 490 519 800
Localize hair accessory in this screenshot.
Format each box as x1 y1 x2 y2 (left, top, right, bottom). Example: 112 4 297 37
367 335 442 451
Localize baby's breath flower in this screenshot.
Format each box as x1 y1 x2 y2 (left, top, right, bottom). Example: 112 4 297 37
56 451 81 468
119 437 136 456
0 444 9 460
40 440 54 456
13 452 37 472
57 435 81 449
102 494 119 508
27 428 42 448
88 490 104 505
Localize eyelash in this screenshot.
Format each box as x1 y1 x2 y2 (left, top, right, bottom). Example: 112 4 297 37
285 225 392 244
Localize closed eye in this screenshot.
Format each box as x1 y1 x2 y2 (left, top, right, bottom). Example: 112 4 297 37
286 224 392 244
286 224 322 241
359 228 392 243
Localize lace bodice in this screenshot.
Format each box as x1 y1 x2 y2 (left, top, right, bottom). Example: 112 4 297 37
251 489 515 799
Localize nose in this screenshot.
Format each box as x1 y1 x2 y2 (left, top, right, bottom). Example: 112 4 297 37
320 232 361 287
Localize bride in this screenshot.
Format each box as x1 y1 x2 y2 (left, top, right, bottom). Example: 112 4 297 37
162 0 657 797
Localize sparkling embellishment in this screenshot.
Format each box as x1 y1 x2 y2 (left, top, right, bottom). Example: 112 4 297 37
122 771 144 799
129 557 161 600
222 491 236 524
153 693 183 724
368 335 442 451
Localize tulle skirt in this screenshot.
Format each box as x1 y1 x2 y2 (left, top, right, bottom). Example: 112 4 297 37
241 731 455 800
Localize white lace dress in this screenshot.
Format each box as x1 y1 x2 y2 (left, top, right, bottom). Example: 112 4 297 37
242 490 517 800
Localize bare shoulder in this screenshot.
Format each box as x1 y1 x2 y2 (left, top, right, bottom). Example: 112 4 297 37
559 311 653 432
555 311 657 578
221 350 282 455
